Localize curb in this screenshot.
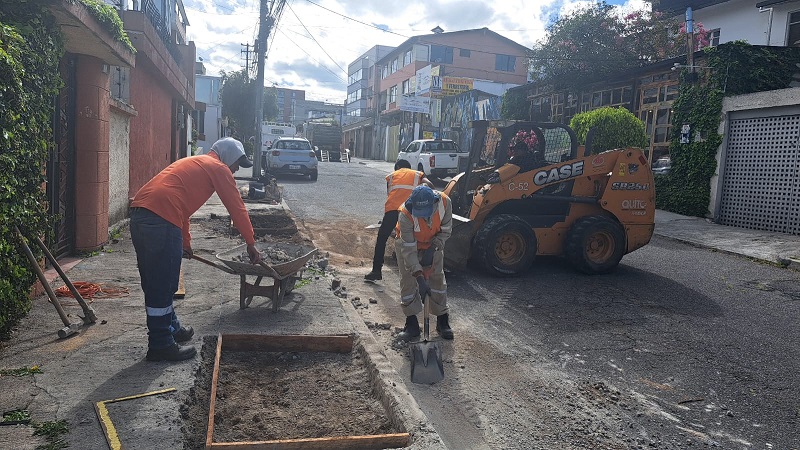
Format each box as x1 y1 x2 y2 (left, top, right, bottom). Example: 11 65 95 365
336 297 447 449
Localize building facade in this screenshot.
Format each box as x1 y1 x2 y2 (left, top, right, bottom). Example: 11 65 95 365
193 62 224 153
343 27 528 161
46 0 195 255
275 87 306 125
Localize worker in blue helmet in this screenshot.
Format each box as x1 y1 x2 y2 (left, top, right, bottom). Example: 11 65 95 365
394 185 454 340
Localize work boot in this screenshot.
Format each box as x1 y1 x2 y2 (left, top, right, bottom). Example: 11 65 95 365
146 343 197 362
173 326 194 343
396 315 420 341
364 270 382 281
436 314 454 340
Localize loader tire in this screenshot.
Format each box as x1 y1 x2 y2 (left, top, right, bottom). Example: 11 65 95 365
474 214 536 277
565 215 625 274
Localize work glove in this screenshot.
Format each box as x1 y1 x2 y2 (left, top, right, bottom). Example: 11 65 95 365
246 243 263 264
486 171 501 184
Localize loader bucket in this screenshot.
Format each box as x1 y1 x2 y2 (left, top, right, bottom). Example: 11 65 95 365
444 214 474 271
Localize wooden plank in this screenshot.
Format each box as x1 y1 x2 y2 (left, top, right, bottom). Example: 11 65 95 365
174 268 185 299
220 334 353 353
94 401 122 450
205 334 224 450
208 433 410 450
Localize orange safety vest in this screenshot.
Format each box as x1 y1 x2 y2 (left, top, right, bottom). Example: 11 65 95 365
385 168 424 212
396 193 449 250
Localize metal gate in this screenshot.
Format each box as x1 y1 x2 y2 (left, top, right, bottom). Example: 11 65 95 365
719 113 800 235
47 55 77 257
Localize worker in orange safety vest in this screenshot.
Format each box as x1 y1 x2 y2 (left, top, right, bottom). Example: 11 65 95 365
394 185 453 340
364 159 431 281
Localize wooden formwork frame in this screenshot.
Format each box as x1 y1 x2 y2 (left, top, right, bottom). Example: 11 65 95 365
206 334 410 450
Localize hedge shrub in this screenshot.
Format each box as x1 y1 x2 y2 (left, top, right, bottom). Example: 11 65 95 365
0 2 64 339
569 106 648 154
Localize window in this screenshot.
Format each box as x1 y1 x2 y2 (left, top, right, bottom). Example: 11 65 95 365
389 86 397 104
789 11 800 46
192 110 205 135
495 54 516 72
390 58 398 73
381 65 388 79
402 79 411 95
707 28 720 47
346 90 362 104
348 69 363 85
430 45 453 64
403 49 412 66
459 48 470 57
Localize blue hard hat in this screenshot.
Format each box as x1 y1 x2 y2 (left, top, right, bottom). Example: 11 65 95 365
406 185 438 218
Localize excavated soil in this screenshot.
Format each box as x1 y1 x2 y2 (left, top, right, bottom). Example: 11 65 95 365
181 337 398 448
181 211 400 449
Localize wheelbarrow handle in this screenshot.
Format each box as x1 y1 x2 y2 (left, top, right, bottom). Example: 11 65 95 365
191 254 236 274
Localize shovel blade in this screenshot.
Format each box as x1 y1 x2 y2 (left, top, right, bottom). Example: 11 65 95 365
410 341 444 384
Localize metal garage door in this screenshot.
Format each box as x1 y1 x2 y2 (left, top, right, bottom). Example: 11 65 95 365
719 114 800 235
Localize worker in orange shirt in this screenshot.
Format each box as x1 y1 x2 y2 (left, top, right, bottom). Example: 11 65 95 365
130 137 262 362
364 159 431 281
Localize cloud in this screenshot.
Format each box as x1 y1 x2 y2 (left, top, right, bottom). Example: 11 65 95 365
183 0 646 102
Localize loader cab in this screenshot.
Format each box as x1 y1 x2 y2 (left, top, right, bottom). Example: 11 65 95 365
447 121 578 216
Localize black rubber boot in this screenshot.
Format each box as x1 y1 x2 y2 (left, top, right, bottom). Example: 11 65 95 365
436 314 454 340
173 326 194 343
364 270 382 281
397 315 420 340
146 343 197 362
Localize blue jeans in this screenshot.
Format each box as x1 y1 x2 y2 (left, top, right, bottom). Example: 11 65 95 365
130 208 183 349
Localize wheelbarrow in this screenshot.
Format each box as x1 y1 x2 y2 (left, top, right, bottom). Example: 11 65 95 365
191 242 318 312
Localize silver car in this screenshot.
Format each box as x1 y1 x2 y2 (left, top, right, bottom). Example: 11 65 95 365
262 137 318 181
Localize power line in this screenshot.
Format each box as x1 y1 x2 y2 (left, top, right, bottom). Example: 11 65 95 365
274 27 347 83
285 2 347 75
302 0 409 39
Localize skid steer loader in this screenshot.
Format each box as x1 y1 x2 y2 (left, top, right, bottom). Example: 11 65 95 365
442 120 655 276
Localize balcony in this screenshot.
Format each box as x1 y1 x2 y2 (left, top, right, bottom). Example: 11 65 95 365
133 0 184 62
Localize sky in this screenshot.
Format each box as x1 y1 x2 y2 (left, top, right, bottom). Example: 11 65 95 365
184 0 648 103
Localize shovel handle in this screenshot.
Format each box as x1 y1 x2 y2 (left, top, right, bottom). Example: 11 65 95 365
191 254 236 274
257 260 284 280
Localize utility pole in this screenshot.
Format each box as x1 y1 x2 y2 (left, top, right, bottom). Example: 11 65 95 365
686 7 695 74
253 0 278 177
240 43 253 73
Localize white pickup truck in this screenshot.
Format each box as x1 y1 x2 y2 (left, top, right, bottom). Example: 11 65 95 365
396 139 467 178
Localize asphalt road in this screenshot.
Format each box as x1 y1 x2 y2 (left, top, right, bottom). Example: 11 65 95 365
275 159 800 449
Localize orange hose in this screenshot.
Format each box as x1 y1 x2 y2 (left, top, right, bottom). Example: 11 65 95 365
55 282 129 299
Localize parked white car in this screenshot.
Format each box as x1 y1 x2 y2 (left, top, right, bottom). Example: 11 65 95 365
396 139 467 178
262 137 318 181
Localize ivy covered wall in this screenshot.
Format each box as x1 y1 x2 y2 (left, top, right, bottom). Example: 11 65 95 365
655 42 800 216
0 2 64 338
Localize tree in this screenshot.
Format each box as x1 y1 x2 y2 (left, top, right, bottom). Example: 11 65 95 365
529 2 710 89
500 88 530 120
219 69 279 140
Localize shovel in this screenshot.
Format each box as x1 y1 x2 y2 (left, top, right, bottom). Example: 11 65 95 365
410 248 444 384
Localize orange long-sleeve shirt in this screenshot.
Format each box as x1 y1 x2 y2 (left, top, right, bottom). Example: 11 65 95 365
130 153 255 249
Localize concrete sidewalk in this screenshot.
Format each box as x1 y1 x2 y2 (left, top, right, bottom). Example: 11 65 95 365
353 156 800 271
